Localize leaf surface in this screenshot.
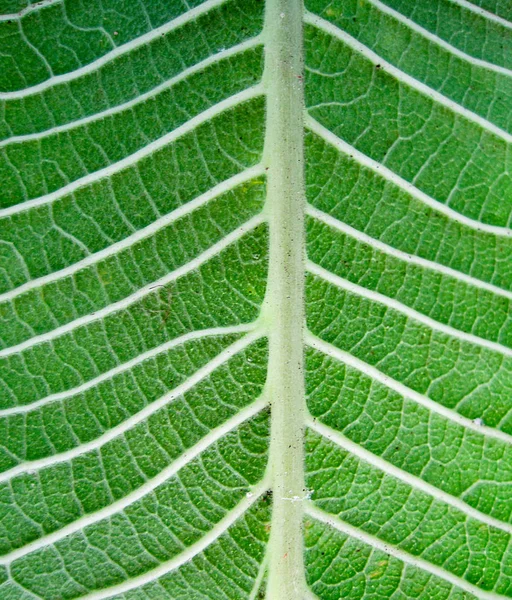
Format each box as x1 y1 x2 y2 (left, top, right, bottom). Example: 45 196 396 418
0 0 512 598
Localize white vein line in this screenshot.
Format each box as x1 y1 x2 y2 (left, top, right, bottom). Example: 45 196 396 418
0 37 262 149
0 329 263 484
307 205 512 301
0 324 254 416
0 84 264 219
308 260 512 357
306 504 510 600
321 225 510 314
0 166 265 306
308 418 512 535
0 0 62 21
304 11 512 144
306 333 512 445
0 214 264 358
79 479 269 600
449 0 512 29
306 115 512 237
367 0 512 75
0 0 230 100
0 397 268 565
248 552 268 600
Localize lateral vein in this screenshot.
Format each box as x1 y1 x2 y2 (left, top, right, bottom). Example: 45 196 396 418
307 205 512 301
0 86 264 219
0 0 231 100
0 330 263 484
308 260 512 357
77 479 270 600
0 166 265 306
0 37 263 149
0 215 263 358
0 324 254 416
0 0 63 22
449 0 512 29
306 333 512 445
304 11 512 144
366 0 512 75
248 552 268 600
307 417 512 535
306 115 512 237
0 398 268 565
306 504 511 600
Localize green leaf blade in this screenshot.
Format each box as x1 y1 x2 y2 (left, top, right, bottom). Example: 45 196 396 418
2 0 512 598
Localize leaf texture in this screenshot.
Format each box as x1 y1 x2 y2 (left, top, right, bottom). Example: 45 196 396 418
0 0 512 598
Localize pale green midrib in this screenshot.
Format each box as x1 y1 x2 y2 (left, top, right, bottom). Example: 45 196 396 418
260 0 307 598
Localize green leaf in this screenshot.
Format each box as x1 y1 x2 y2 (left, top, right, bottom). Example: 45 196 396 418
0 0 511 598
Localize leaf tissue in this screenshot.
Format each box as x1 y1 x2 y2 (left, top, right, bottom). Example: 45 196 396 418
0 0 511 598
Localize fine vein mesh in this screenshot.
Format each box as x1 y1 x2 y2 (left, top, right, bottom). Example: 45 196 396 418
1 0 512 598
303 0 512 598
0 1 272 598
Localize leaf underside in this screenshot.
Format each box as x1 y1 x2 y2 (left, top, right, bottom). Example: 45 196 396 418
0 0 512 598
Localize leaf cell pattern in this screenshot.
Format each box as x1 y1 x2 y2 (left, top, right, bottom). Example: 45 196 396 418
0 0 511 598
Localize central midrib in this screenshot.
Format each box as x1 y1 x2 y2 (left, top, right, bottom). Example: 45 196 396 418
260 0 307 598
